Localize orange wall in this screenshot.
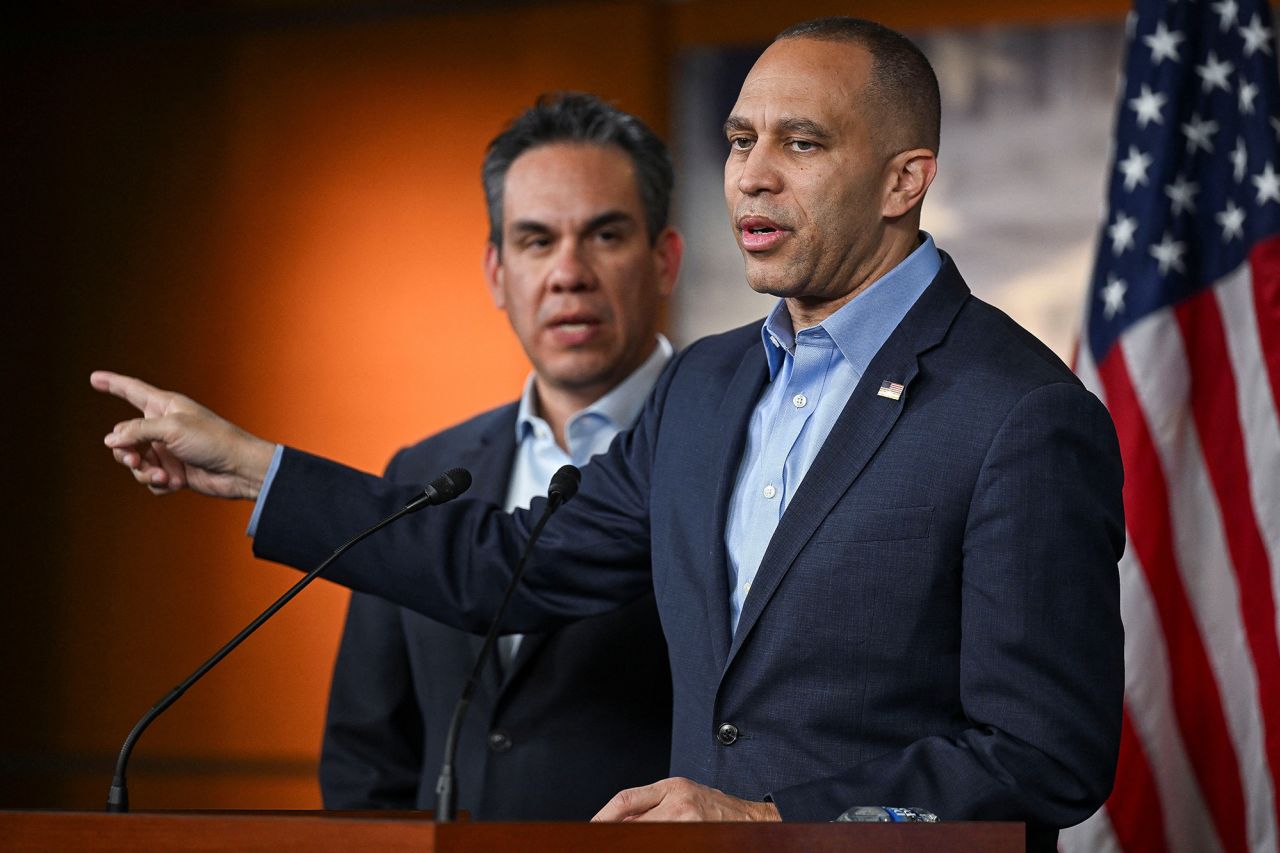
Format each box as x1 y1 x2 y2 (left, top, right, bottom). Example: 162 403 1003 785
6 0 669 809
4 0 1128 811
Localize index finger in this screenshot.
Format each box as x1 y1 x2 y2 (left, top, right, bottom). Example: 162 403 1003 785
90 370 171 412
592 782 665 822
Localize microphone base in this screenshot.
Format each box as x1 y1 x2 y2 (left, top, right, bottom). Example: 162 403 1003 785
106 783 129 813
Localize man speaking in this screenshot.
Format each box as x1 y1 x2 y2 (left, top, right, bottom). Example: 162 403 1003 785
94 18 1123 852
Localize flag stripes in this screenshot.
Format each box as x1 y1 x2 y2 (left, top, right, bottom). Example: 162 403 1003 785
1178 287 1280 845
1094 335 1252 853
1060 0 1280 848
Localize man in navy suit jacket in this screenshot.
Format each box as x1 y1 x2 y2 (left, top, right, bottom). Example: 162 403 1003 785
318 94 678 818
94 16 1124 852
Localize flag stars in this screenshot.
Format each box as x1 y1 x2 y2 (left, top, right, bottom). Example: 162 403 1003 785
1211 0 1239 31
1108 212 1139 254
1252 162 1280 204
1232 137 1249 181
1101 275 1128 320
1195 51 1234 94
1216 200 1246 241
1239 80 1259 114
1239 13 1274 57
1165 176 1199 215
1183 114 1219 154
1129 84 1168 128
1150 232 1187 275
1119 145 1153 190
1144 20 1185 64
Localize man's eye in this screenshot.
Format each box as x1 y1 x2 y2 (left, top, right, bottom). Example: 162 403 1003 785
789 139 817 153
729 136 754 151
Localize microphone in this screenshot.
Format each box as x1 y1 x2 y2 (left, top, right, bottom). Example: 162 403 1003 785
105 467 472 813
434 464 580 823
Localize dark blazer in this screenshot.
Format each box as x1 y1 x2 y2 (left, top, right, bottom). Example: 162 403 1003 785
318 403 673 819
256 256 1124 851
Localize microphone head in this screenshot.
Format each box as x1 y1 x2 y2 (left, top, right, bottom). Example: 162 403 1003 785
547 464 581 505
431 467 472 503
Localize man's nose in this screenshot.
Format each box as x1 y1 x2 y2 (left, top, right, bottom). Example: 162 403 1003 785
733 146 783 196
546 241 596 292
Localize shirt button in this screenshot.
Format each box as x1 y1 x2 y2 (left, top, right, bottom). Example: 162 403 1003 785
716 723 739 746
744 581 752 593
793 393 807 408
762 484 777 499
487 730 513 753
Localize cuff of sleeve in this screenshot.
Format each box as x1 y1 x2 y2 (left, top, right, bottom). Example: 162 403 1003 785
245 444 285 537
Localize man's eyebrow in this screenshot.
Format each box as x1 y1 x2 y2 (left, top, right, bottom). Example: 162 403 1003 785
777 117 833 141
723 115 834 141
508 210 635 237
583 210 635 233
510 219 553 235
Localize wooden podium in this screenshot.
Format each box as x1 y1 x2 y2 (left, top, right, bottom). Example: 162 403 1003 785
2 810 1023 851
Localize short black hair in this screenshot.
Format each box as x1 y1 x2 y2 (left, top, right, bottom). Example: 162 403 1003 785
776 17 940 154
482 92 673 249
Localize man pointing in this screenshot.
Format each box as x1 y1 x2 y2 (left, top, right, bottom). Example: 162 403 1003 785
96 18 1123 851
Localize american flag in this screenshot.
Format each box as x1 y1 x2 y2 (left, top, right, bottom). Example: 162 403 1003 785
1060 1 1280 852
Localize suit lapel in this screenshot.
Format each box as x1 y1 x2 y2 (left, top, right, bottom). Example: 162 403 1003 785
725 259 972 668
459 408 521 698
702 339 771 672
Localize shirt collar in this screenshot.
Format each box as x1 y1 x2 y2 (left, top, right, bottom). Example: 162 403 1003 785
760 231 942 379
516 334 674 446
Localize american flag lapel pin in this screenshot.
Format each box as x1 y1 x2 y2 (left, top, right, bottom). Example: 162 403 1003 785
877 379 904 401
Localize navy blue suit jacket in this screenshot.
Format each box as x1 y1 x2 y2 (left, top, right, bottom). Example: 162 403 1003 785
318 403 673 819
256 257 1124 849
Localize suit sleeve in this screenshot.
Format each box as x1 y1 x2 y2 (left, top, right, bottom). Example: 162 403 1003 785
251 354 674 636
768 381 1125 831
319 590 424 808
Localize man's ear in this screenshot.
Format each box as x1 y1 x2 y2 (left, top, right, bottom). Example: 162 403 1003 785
652 227 684 299
882 149 937 219
483 242 506 309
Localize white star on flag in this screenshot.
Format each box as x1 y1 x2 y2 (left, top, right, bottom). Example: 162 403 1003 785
1253 162 1280 203
1108 213 1139 254
1129 84 1168 127
1232 136 1249 180
1149 231 1187 274
1183 114 1219 153
1196 51 1235 93
1119 145 1154 190
1144 20 1185 64
1101 274 1127 319
1240 13 1274 56
1165 175 1200 215
1216 199 1247 240
1212 0 1240 30
1239 79 1259 113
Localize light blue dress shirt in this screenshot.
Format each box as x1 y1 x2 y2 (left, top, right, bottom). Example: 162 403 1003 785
723 234 942 634
498 336 672 661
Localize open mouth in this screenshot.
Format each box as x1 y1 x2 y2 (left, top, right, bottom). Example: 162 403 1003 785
739 217 788 251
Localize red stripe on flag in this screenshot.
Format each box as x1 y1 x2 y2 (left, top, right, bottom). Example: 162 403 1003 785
1251 236 1280 415
1106 708 1170 853
1096 344 1250 853
1177 287 1280 837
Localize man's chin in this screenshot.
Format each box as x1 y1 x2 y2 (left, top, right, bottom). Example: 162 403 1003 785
536 355 620 394
744 269 801 298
